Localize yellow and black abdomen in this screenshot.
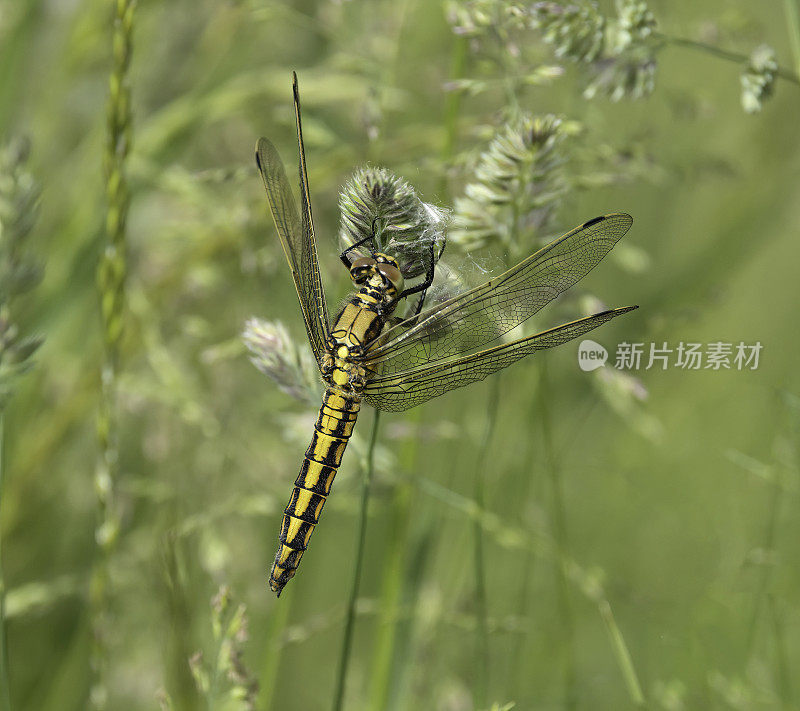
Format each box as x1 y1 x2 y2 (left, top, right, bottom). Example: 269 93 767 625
268 389 361 596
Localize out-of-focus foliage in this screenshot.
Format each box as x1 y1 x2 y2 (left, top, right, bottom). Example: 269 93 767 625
525 0 658 100
0 137 43 408
187 586 258 711
243 318 319 405
1 1 800 710
741 44 779 113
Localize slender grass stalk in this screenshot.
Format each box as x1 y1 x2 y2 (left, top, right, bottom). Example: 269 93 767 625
784 0 800 78
0 414 10 711
161 529 199 711
259 590 293 711
365 31 469 710
597 600 645 706
768 594 794 708
439 34 468 196
744 456 783 657
655 32 800 85
91 1 136 708
509 545 536 697
367 485 409 711
368 404 419 711
332 408 381 711
467 104 530 706
508 390 541 699
538 360 576 708
472 375 501 710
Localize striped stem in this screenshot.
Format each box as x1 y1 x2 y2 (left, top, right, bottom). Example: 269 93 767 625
332 408 380 711
91 1 136 708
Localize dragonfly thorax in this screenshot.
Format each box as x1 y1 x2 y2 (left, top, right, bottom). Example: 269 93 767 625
325 255 405 388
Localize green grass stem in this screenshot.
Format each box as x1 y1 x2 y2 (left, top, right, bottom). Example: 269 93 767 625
439 33 468 197
538 361 576 708
656 32 800 85
332 408 381 711
783 0 800 79
768 594 794 708
597 600 645 707
367 404 422 711
745 456 783 657
472 376 501 710
259 589 293 711
367 483 410 711
0 414 10 711
91 1 136 708
508 385 542 699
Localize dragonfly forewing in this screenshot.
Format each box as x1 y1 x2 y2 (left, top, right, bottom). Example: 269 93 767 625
362 213 633 377
254 75 330 365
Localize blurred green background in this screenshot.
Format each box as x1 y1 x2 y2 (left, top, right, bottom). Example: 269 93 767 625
1 0 799 709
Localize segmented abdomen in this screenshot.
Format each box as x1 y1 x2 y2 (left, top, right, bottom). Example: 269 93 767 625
268 389 360 596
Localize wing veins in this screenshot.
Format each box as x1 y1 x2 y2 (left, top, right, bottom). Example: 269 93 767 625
362 306 637 411
361 214 632 376
293 72 330 351
254 75 331 366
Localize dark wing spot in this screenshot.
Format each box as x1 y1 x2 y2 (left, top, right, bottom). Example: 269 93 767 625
582 215 605 228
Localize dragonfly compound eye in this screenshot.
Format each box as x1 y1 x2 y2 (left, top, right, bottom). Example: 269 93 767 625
376 263 404 293
350 256 376 284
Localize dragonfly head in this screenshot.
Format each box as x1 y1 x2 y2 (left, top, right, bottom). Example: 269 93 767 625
349 254 405 298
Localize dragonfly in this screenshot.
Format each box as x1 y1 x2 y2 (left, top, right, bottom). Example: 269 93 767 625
255 73 637 597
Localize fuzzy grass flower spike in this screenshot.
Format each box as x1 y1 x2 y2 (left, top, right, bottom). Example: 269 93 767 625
0 134 42 711
188 586 258 711
741 44 778 113
338 166 447 283
614 0 656 50
524 1 606 63
243 318 319 405
520 0 658 100
451 114 582 256
447 0 512 38
0 137 43 407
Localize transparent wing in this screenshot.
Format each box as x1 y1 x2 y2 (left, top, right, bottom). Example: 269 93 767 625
362 306 637 412
291 72 330 351
254 75 330 365
361 214 633 375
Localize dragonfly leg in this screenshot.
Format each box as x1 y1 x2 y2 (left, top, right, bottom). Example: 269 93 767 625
399 243 436 316
339 217 379 268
